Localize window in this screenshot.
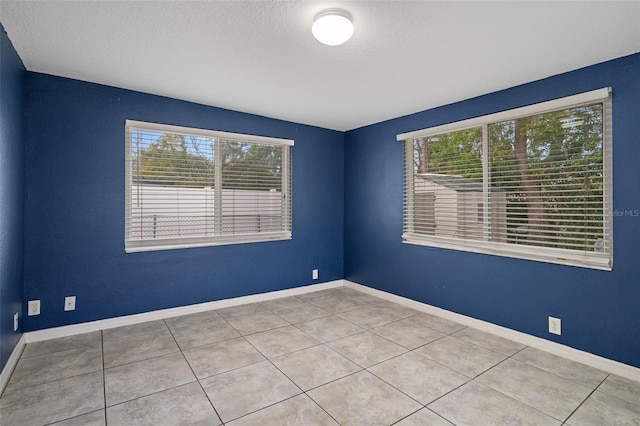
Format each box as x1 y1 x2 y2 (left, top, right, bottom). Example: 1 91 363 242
399 88 612 270
125 120 293 252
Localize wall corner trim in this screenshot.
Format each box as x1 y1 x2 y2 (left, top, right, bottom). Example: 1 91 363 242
0 334 26 396
343 280 640 382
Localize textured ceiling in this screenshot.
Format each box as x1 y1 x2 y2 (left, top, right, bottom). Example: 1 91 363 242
1 1 639 131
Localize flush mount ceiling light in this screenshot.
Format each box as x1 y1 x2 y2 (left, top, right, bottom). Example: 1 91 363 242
312 8 354 46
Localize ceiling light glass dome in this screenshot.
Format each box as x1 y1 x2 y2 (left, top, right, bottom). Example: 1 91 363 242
312 8 354 46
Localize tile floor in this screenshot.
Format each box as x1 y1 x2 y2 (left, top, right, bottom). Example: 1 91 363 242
1 287 639 425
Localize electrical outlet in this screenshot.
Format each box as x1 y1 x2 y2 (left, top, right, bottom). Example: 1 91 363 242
64 296 76 311
312 269 319 280
548 316 561 335
13 312 19 332
28 300 41 316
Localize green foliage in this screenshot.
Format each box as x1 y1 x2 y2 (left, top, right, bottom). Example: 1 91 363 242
134 134 213 187
132 132 283 191
221 140 282 191
412 103 605 250
489 105 604 249
414 127 482 181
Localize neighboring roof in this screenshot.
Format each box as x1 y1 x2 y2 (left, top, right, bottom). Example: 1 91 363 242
416 173 483 192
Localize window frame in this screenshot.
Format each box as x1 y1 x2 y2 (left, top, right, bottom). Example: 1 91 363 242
125 120 293 253
398 88 613 270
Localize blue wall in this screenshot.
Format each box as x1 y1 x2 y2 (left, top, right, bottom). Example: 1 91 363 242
344 53 640 368
23 73 344 331
0 24 25 371
11 44 640 370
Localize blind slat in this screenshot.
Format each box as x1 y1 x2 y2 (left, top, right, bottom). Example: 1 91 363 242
125 121 292 252
401 90 612 270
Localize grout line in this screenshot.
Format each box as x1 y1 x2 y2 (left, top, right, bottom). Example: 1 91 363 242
236 317 357 425
103 348 182 372
303 393 342 426
101 320 170 343
2 369 104 397
226 336 310 424
8 286 631 425
289 318 363 344
178 340 224 423
103 323 208 416
193 357 268 383
466 350 576 423
300 367 364 394
388 407 429 425
561 373 609 424
104 381 200 410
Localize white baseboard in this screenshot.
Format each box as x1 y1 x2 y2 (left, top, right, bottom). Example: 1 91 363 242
344 280 640 383
8 278 638 386
0 334 25 396
24 280 343 343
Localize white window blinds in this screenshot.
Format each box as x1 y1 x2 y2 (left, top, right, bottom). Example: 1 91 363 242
125 120 293 252
399 88 612 270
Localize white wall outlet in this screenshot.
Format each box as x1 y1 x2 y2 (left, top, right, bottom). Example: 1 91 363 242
312 269 319 280
13 312 19 332
549 316 561 335
64 296 76 311
28 300 41 316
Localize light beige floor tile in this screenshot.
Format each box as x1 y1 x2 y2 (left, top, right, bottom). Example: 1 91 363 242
6 345 102 392
597 373 640 406
296 315 364 343
103 329 179 368
183 337 266 379
164 310 224 329
272 345 361 391
395 408 453 426
415 335 505 377
371 301 421 318
328 331 407 368
244 325 319 358
104 352 195 406
371 317 445 349
296 289 344 303
106 382 221 425
259 296 308 311
7 290 640 426
200 361 301 423
476 358 593 421
368 351 468 404
307 370 421 426
225 311 289 335
337 304 414 329
170 320 240 350
51 410 105 426
102 320 168 341
566 390 640 425
227 394 338 426
269 300 330 324
326 288 368 299
411 313 466 334
428 381 560 425
453 327 526 356
512 347 607 388
216 303 268 319
304 295 366 313
21 331 101 358
0 371 104 426
298 288 369 304
340 291 383 305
